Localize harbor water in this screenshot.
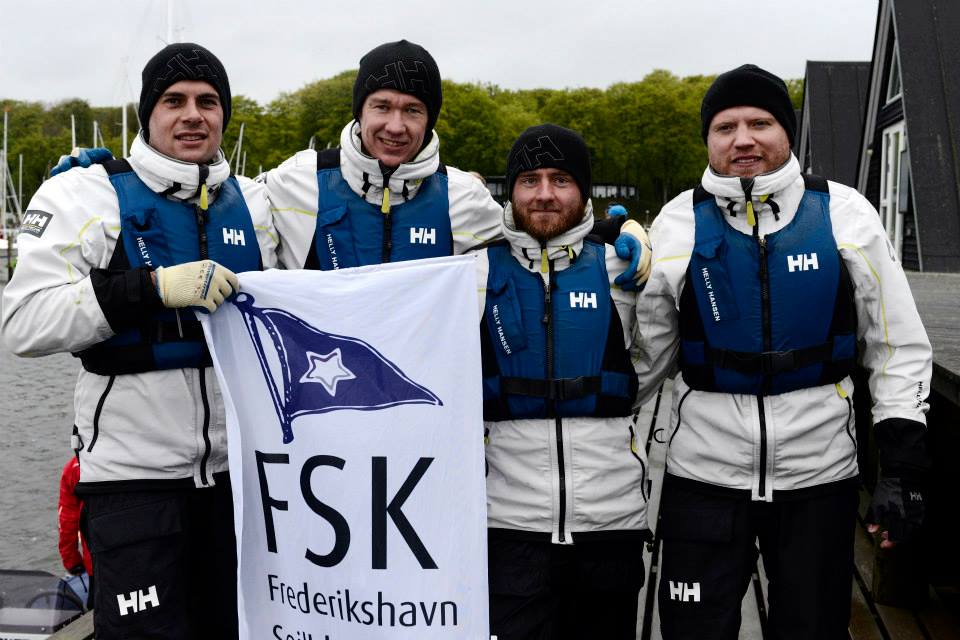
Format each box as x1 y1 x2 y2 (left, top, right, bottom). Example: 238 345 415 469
0 282 80 575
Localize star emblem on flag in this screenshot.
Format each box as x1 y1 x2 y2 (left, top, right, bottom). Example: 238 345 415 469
300 349 356 395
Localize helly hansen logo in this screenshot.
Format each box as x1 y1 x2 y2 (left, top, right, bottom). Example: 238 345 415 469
117 585 159 616
569 292 597 309
410 227 436 245
223 228 246 246
20 210 53 238
909 491 923 502
364 60 432 95
150 50 218 94
669 581 701 602
787 253 819 272
510 136 565 173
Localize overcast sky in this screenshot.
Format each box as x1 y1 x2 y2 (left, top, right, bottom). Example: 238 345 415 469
0 0 880 107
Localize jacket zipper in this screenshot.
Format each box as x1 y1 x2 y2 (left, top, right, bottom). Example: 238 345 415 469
380 168 395 263
757 229 770 498
199 368 212 486
542 255 567 542
86 375 116 453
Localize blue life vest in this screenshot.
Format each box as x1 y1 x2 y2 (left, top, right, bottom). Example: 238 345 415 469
78 160 262 375
307 149 452 269
481 240 638 420
679 175 857 395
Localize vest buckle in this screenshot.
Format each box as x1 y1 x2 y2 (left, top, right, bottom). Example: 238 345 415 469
760 350 796 374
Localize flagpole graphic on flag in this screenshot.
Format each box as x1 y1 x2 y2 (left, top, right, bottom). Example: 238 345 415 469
234 293 443 443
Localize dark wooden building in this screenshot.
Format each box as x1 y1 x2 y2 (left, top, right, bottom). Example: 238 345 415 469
796 61 871 188
856 0 960 272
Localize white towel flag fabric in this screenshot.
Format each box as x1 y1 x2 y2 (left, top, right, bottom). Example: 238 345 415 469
201 256 489 640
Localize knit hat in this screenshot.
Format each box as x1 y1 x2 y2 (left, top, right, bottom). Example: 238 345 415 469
352 40 442 133
506 124 592 201
700 64 796 144
139 43 231 142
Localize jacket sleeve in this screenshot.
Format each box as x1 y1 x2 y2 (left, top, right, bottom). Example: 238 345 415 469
58 458 84 572
631 194 695 405
446 167 504 254
237 176 279 270
261 150 320 270
831 186 932 426
1 169 129 356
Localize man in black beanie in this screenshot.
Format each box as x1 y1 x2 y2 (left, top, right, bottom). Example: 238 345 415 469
2 42 279 639
631 64 932 639
479 123 652 639
263 39 504 271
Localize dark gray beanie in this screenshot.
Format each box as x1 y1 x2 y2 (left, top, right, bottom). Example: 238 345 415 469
352 40 442 134
138 43 231 142
505 124 592 201
700 64 796 144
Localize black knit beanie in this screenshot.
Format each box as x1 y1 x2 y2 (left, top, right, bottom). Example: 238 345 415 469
138 43 231 142
700 64 796 144
352 40 442 134
506 124 592 201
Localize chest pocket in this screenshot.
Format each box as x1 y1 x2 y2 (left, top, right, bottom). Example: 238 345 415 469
485 272 528 355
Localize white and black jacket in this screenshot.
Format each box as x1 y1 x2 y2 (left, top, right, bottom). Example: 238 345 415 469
475 201 650 542
635 155 932 500
1 135 279 490
261 121 504 269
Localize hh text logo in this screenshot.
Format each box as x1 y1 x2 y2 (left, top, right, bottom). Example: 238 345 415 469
117 585 159 616
669 581 701 602
510 135 565 173
364 60 432 94
20 210 53 238
787 253 818 272
569 292 597 309
410 227 436 245
223 228 246 246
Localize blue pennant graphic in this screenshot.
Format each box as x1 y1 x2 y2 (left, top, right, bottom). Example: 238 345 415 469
233 294 442 444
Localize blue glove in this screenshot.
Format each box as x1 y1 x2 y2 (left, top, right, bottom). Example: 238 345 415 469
613 220 652 291
50 147 114 177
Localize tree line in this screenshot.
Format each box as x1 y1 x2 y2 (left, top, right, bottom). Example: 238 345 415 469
1 70 801 223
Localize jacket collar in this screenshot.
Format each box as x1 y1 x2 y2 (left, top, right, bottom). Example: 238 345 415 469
502 200 596 272
127 133 231 201
338 121 441 205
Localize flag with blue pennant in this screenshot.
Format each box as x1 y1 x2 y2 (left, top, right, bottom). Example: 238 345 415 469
234 293 442 444
199 256 488 640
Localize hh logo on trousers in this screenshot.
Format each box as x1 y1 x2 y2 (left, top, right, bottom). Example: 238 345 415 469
117 585 159 616
787 253 818 272
669 581 701 602
223 228 246 246
569 292 597 309
410 227 436 245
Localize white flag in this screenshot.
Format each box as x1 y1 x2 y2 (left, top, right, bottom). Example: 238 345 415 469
202 256 489 639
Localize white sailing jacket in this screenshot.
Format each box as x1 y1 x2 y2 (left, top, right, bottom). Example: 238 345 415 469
635 155 932 500
1 135 278 489
475 201 650 542
261 121 504 269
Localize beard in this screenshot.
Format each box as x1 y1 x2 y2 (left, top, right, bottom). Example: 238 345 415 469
512 201 585 243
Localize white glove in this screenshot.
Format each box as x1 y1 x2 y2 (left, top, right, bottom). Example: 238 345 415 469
155 260 238 312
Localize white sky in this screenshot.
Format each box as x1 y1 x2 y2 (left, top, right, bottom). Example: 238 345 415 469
0 0 880 106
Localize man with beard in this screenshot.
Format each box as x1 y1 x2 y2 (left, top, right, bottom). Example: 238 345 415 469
635 64 932 639
2 43 277 638
476 124 651 639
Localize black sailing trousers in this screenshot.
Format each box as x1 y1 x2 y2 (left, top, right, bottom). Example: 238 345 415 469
488 532 646 640
657 474 859 640
82 472 238 640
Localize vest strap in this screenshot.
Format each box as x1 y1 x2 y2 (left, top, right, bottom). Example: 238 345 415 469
706 340 836 375
500 375 602 400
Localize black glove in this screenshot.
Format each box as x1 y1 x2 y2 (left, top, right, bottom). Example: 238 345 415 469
867 417 931 544
866 475 925 543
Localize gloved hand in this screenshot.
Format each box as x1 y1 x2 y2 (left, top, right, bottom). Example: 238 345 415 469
154 260 238 312
613 219 652 291
866 475 925 546
50 147 114 177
